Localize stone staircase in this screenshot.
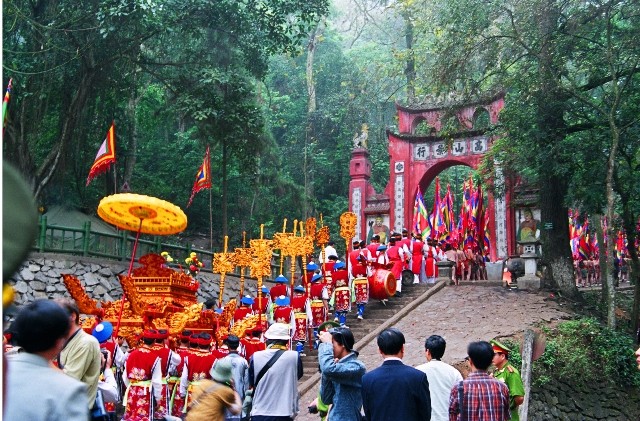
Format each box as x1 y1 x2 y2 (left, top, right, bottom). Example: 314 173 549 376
298 281 433 384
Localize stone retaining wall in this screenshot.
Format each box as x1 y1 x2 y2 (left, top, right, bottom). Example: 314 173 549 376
529 380 639 420
9 253 262 307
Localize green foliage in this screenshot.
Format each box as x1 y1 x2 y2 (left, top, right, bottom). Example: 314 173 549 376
514 319 640 388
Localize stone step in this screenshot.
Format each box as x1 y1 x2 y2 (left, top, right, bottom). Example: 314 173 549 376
296 283 434 386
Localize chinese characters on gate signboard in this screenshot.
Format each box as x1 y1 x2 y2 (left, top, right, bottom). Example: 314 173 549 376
412 136 488 160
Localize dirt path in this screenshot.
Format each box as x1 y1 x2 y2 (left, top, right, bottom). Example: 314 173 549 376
295 284 571 421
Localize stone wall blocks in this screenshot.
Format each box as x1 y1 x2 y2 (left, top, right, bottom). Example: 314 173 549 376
34 272 50 283
29 280 45 291
28 264 40 272
99 267 113 277
45 285 57 293
83 272 99 286
19 268 35 281
99 278 112 291
33 291 48 299
93 285 107 296
13 281 29 294
54 260 67 269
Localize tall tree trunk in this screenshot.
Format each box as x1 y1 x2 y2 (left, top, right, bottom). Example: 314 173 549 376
603 126 620 329
123 68 141 190
34 70 96 199
601 1 629 328
617 173 639 339
536 0 577 299
593 214 609 303
222 139 228 238
304 22 323 219
402 11 415 102
306 26 319 114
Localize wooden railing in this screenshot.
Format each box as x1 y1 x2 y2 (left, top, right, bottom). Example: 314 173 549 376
32 216 283 280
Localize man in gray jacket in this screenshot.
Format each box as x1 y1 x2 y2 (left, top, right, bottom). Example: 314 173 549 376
5 300 88 420
222 334 250 421
318 327 366 421
248 323 303 421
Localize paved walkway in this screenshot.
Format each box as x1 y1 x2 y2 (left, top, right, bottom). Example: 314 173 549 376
295 284 571 420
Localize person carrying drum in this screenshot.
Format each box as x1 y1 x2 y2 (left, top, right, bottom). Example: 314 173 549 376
386 237 406 298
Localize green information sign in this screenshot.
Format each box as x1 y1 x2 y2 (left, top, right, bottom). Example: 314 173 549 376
543 222 553 230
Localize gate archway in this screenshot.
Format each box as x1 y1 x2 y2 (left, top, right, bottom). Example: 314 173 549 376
349 93 512 261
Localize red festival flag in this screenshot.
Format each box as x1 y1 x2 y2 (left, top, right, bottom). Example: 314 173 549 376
2 78 13 130
413 189 430 237
86 122 116 186
187 146 211 207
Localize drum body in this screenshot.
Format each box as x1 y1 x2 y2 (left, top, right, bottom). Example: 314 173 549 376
369 269 396 300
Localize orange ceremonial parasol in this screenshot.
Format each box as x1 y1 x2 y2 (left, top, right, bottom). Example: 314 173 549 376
98 193 187 236
97 193 188 335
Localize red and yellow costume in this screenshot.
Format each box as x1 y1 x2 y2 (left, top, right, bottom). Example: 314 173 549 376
331 267 350 313
309 282 328 327
252 295 270 315
169 344 191 417
241 330 266 362
179 342 216 413
123 344 167 421
270 283 288 300
291 291 311 342
233 306 253 322
349 249 367 277
273 304 293 324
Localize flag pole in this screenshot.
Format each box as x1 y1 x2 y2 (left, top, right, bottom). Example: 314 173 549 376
113 120 117 194
209 186 213 250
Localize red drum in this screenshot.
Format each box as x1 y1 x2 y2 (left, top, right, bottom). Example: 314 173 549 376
369 269 396 300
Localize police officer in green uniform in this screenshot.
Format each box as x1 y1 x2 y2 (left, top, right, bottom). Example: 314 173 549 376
491 339 525 421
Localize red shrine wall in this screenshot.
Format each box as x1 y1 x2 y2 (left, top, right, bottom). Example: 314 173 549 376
349 94 514 261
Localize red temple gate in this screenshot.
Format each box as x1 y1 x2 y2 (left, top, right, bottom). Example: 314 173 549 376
348 93 517 261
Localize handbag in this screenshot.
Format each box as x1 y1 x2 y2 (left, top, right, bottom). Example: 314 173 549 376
243 350 284 417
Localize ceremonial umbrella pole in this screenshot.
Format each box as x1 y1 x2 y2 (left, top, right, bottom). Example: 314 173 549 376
315 224 331 339
316 224 330 292
302 219 317 351
97 193 187 337
340 212 358 276
287 221 305 300
302 218 317 294
249 225 273 329
213 236 235 309
232 232 252 298
319 213 327 276
273 219 294 299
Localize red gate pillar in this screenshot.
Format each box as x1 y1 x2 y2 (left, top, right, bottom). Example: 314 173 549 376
349 147 372 242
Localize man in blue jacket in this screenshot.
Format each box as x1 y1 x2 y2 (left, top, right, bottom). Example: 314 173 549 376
362 328 431 421
317 327 366 421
